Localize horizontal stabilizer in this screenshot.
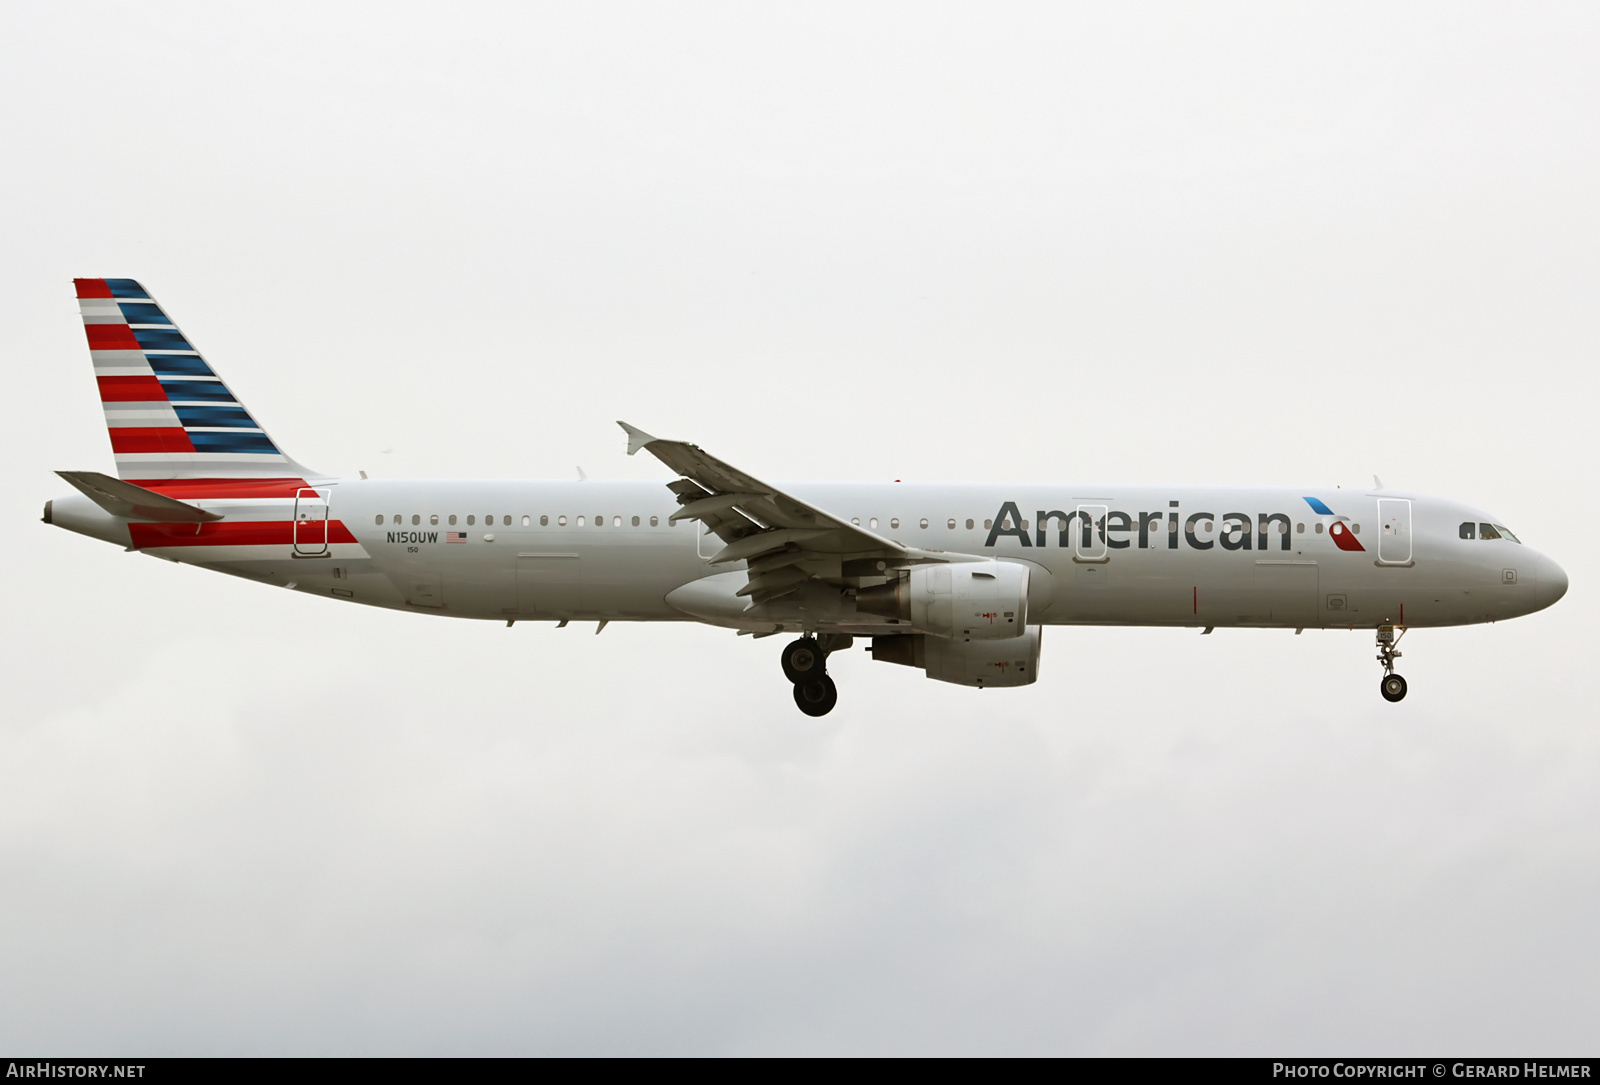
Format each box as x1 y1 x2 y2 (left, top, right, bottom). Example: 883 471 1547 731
55 470 224 522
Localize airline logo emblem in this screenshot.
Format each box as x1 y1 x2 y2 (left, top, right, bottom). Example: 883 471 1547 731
1302 496 1365 552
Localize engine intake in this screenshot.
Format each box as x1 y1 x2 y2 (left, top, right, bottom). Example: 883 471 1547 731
856 561 1028 640
870 626 1042 688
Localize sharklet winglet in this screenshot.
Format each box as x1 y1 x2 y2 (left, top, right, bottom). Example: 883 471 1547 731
617 421 661 457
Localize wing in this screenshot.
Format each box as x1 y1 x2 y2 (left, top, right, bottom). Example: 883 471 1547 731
619 421 931 606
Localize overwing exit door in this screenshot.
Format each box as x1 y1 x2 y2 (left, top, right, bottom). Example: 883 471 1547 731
1075 504 1108 561
293 488 330 557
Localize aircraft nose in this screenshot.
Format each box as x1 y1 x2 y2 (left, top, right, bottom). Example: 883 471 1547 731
1537 553 1568 610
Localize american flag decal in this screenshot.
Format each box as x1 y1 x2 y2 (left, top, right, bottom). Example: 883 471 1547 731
446 531 467 543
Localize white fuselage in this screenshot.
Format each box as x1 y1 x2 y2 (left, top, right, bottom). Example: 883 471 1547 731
48 479 1567 633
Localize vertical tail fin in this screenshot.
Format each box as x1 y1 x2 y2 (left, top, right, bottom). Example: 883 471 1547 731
75 278 321 481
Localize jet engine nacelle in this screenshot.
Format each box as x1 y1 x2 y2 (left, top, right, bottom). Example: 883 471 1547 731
869 626 1042 688
856 560 1028 640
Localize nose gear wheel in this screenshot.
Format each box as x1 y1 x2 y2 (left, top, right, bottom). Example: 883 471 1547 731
1376 625 1408 703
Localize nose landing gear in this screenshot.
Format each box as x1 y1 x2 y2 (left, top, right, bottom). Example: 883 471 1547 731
1377 625 1407 702
781 635 848 716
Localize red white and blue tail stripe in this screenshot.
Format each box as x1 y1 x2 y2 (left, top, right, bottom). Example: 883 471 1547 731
76 278 320 481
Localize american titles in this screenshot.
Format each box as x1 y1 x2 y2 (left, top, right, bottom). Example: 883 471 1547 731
982 500 1364 553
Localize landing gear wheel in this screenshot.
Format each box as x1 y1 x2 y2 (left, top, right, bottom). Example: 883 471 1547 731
781 638 826 684
1374 626 1408 703
793 675 838 717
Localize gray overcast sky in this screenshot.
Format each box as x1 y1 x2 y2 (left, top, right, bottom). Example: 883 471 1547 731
2 1 1597 1055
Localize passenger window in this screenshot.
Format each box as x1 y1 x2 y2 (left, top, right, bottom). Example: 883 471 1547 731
449 514 457 526
870 518 878 529
966 519 974 530
576 516 585 527
947 519 955 529
890 518 899 529
1296 522 1304 533
467 515 476 526
1315 523 1324 534
1459 522 1475 540
595 514 604 527
921 519 930 529
373 514 382 526
540 515 549 526
1351 523 1360 534
1480 523 1502 540
632 515 640 527
522 515 531 526
984 519 993 530
393 515 400 525
613 516 622 527
430 514 439 526
412 514 420 526
852 518 860 526
650 515 659 527
503 516 511 527
558 515 567 526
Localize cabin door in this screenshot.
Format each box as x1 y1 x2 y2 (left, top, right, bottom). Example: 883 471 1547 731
1377 499 1413 565
293 488 329 556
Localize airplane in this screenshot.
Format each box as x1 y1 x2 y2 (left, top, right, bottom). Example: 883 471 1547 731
44 278 1568 716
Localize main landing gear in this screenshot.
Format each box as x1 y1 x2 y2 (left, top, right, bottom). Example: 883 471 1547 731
782 635 846 717
1377 625 1407 703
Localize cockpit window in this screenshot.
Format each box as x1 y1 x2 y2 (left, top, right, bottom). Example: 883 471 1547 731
1477 523 1521 543
1463 521 1521 543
